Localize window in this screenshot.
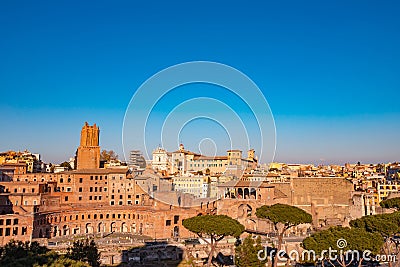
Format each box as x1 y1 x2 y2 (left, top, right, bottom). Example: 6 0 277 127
90 187 93 192
32 188 35 193
65 196 68 201
89 196 92 200
13 219 18 225
79 178 83 183
118 201 123 205
79 196 82 201
166 220 171 226
90 176 93 180
174 215 179 224
110 201 115 206
6 219 11 225
79 187 82 192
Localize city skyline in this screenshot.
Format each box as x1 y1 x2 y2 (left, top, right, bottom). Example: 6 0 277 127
1 1 399 164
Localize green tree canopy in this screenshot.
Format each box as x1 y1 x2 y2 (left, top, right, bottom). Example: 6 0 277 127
350 212 400 267
235 235 266 267
302 226 383 267
66 239 100 267
350 213 400 237
380 197 400 210
183 215 244 266
0 240 51 267
256 204 312 228
256 204 312 267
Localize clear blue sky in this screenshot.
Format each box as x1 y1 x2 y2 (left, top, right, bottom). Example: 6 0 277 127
0 0 399 164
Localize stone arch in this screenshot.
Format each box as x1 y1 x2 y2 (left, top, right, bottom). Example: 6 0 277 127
63 225 69 236
250 188 256 199
237 188 243 198
173 226 179 238
121 222 128 233
131 223 136 233
238 203 253 218
139 223 143 235
98 222 104 233
85 223 93 234
244 188 250 199
110 222 116 232
53 226 58 237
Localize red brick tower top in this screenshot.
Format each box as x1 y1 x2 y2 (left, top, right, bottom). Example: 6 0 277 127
76 122 100 170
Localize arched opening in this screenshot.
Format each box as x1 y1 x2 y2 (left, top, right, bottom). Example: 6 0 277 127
139 223 143 235
98 222 104 233
121 222 128 233
173 226 179 238
237 188 243 198
238 204 253 218
250 188 256 199
85 223 93 234
63 225 69 236
244 188 250 199
53 226 58 237
110 222 116 232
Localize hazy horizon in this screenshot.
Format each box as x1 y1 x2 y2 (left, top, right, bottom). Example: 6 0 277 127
1 1 399 165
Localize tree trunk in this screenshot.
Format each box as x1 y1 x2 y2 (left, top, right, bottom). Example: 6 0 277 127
273 232 284 267
207 238 215 267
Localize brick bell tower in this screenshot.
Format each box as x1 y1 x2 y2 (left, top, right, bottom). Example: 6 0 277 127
76 122 100 170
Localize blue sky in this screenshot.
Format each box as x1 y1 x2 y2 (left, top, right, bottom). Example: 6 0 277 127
0 0 399 164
